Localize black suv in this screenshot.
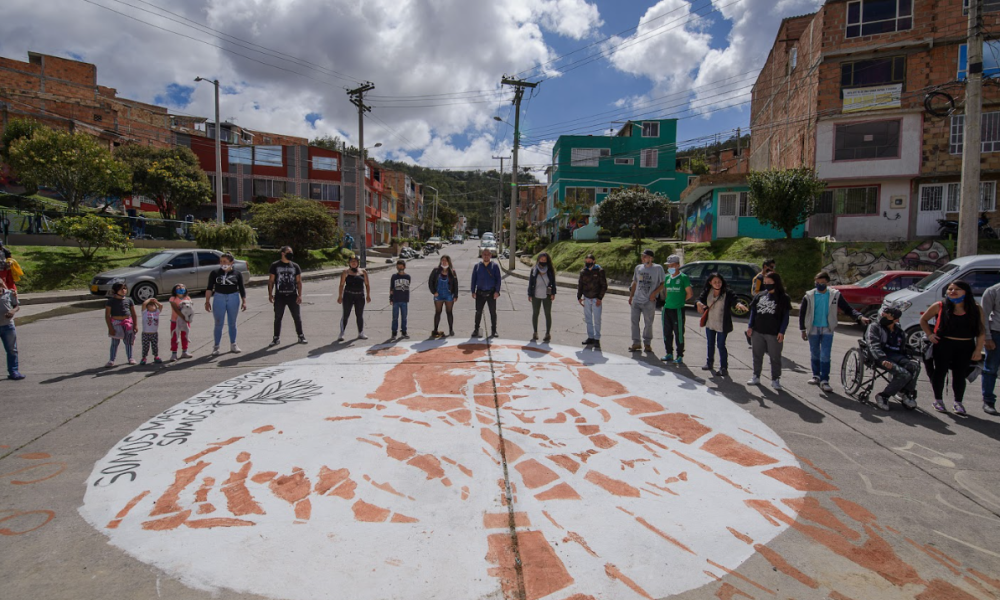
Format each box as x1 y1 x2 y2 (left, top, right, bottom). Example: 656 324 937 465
678 260 760 317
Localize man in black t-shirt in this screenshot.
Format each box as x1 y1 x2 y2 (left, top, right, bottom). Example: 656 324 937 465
268 246 306 345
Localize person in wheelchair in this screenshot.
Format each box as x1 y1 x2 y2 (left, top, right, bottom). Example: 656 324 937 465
865 306 919 410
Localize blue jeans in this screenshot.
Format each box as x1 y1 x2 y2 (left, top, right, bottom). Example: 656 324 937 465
808 331 834 381
212 292 240 346
0 324 17 376
391 302 408 334
982 331 1000 406
706 328 728 369
583 298 602 340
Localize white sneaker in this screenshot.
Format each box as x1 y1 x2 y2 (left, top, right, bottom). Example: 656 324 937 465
747 376 760 385
358 332 369 340
771 379 783 391
211 346 220 356
168 352 178 363
180 351 193 359
807 376 819 385
231 344 242 354
337 336 345 342
820 381 833 392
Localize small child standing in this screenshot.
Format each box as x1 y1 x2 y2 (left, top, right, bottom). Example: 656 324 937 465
140 298 163 365
169 284 193 362
389 259 411 338
105 282 138 367
0 277 24 380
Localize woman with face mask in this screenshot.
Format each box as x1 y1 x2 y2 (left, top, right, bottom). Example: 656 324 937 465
746 271 792 390
428 255 459 337
920 280 986 414
338 256 371 341
205 253 247 355
527 252 557 342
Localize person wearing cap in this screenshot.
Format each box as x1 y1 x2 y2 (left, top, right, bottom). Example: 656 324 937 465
577 253 608 349
628 249 665 353
865 306 919 410
658 254 693 364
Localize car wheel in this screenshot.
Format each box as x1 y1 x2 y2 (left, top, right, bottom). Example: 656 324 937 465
905 326 926 352
731 295 752 318
132 282 157 303
863 306 881 321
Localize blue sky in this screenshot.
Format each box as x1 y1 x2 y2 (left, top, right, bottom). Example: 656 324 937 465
1 0 824 171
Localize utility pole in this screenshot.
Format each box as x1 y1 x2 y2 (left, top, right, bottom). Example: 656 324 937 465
959 0 984 258
194 77 223 223
500 76 538 271
348 82 374 268
426 185 439 237
492 155 508 239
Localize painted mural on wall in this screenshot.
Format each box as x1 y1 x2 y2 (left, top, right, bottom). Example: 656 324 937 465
685 195 713 243
822 240 950 284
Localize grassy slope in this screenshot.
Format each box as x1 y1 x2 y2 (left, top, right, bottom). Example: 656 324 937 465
8 245 348 293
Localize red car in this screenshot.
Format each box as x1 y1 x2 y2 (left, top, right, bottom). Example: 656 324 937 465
834 270 930 319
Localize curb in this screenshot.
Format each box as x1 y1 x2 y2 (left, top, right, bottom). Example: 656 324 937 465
17 263 394 306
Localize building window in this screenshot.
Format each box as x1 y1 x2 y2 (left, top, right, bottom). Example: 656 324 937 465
255 146 283 167
641 148 659 168
310 183 340 201
253 179 275 198
789 47 798 73
737 192 755 217
822 186 880 215
229 146 253 165
564 187 597 208
846 0 912 38
641 122 660 138
598 187 611 194
614 158 634 165
935 181 997 212
313 156 339 171
958 42 1000 80
840 55 905 88
964 0 1000 14
600 148 611 158
365 165 371 179
687 175 698 186
570 148 603 167
950 111 1000 154
834 120 901 161
553 151 559 167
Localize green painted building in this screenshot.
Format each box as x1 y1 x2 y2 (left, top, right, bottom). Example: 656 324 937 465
545 119 690 241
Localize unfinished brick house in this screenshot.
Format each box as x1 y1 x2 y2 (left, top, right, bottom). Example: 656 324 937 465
750 0 1000 240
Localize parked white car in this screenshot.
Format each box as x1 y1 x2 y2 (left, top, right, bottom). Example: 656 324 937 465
882 255 1000 347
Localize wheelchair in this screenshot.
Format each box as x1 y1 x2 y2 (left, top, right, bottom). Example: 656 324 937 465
840 339 920 410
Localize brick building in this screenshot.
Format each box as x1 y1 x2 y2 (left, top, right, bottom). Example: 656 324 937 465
518 185 548 226
750 0 1000 240
382 169 424 239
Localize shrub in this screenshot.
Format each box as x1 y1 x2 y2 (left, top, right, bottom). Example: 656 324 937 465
192 219 258 252
52 214 133 259
249 196 340 253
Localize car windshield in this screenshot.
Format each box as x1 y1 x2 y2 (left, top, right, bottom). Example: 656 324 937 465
853 272 885 288
912 264 959 291
129 252 173 268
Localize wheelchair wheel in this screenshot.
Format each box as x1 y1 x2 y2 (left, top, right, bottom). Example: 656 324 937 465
841 348 865 397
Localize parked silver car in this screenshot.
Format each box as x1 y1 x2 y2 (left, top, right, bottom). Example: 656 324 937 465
90 249 250 303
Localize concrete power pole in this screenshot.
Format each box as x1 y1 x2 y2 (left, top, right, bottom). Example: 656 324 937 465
492 155 508 239
500 77 538 271
959 0 983 258
348 82 374 268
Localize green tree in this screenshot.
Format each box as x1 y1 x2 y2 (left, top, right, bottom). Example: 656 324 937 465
250 196 340 253
52 214 133 259
7 128 132 212
746 168 826 239
689 155 710 176
116 145 211 220
192 219 258 252
421 201 458 238
593 187 672 257
1 118 44 163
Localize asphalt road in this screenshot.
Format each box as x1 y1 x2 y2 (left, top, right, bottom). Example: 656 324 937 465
1 244 998 600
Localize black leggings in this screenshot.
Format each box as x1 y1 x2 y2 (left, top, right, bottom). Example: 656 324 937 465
340 293 365 335
434 300 454 333
931 337 976 402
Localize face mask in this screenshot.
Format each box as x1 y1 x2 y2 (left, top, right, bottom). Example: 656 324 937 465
879 317 894 329
177 289 186 296
221 264 233 271
350 266 359 272
949 295 966 304
815 283 827 292
764 283 775 292
440 263 448 270
284 253 294 261
538 263 548 271
585 262 594 268
397 267 404 272
667 267 678 276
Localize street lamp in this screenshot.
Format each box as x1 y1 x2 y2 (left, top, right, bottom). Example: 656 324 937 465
194 77 224 223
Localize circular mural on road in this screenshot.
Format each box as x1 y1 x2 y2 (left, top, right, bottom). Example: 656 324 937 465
79 341 815 600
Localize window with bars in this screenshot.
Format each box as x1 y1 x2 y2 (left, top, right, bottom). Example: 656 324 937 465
834 120 901 160
641 148 659 168
570 148 604 167
840 55 905 88
933 181 997 212
846 0 912 38
642 122 660 137
737 192 755 217
949 112 1000 154
821 186 880 215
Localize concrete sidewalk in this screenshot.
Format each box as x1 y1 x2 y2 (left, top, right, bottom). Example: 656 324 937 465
15 262 393 306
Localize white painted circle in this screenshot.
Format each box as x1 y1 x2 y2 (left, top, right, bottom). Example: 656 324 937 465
80 341 809 600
